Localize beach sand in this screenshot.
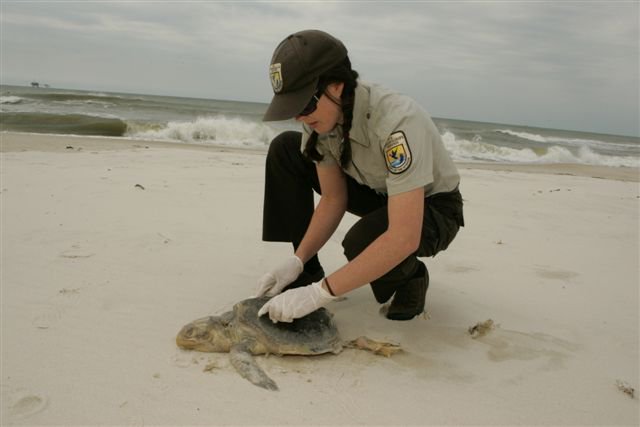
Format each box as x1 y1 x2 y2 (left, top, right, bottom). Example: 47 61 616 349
1 132 638 425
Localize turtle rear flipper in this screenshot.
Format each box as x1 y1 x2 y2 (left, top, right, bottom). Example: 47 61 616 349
230 340 278 391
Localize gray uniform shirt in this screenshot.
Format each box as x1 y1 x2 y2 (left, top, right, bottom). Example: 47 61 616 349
301 81 460 197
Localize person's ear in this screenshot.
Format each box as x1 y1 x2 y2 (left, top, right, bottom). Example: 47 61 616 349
327 82 344 98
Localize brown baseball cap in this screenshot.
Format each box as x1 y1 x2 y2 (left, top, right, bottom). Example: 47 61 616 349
262 30 348 121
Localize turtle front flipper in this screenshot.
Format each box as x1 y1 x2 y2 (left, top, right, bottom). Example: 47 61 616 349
229 339 278 391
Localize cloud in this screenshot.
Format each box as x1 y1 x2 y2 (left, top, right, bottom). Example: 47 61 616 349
1 1 637 135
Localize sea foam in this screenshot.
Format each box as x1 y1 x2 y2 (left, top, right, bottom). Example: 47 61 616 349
0 96 23 105
497 129 636 152
443 131 639 168
127 116 278 148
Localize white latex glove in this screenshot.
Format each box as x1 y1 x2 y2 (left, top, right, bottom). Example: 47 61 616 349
258 281 338 323
255 255 304 297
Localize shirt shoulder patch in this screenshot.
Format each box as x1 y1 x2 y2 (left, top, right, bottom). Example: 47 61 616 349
384 131 412 174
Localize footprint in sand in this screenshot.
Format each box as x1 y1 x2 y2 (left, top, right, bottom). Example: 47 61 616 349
59 250 95 259
446 265 480 274
31 288 82 329
59 243 95 260
169 351 195 368
2 388 49 420
32 305 65 329
475 328 580 370
534 265 579 281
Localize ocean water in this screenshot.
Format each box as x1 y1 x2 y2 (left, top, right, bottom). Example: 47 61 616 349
1 85 638 168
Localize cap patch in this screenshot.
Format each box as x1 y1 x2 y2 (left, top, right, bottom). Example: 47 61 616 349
269 63 283 93
384 131 412 174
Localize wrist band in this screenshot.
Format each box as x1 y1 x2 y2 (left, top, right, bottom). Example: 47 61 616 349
323 278 336 296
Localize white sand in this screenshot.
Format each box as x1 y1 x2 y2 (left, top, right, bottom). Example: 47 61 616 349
1 132 638 426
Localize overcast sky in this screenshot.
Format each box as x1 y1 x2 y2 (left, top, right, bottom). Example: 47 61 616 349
1 1 638 136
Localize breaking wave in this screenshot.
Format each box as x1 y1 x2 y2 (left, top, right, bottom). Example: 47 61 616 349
127 116 278 148
443 131 639 168
0 96 24 105
496 129 635 152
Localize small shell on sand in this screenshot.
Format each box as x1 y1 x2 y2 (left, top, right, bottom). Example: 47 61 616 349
468 319 495 338
616 380 635 398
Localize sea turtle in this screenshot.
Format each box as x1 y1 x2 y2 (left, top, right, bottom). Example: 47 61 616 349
176 297 401 391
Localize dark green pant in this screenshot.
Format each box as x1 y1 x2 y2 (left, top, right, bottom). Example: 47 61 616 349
262 131 464 302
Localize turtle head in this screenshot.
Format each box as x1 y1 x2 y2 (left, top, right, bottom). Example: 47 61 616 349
176 315 233 352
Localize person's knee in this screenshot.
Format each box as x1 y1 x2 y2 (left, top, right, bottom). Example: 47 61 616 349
342 209 388 260
267 131 301 160
342 221 367 261
342 217 381 261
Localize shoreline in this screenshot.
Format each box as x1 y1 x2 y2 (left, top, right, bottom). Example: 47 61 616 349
2 131 638 182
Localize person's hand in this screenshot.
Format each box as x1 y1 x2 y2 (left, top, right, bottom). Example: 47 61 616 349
255 256 303 297
258 281 337 323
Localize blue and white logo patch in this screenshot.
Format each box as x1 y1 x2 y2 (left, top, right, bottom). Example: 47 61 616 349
384 131 412 174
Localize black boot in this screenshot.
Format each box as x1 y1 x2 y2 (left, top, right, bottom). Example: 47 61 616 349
386 262 429 321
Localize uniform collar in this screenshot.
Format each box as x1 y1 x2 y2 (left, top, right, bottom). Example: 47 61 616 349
347 81 370 147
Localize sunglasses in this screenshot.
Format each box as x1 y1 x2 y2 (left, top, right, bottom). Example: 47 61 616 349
298 88 324 117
